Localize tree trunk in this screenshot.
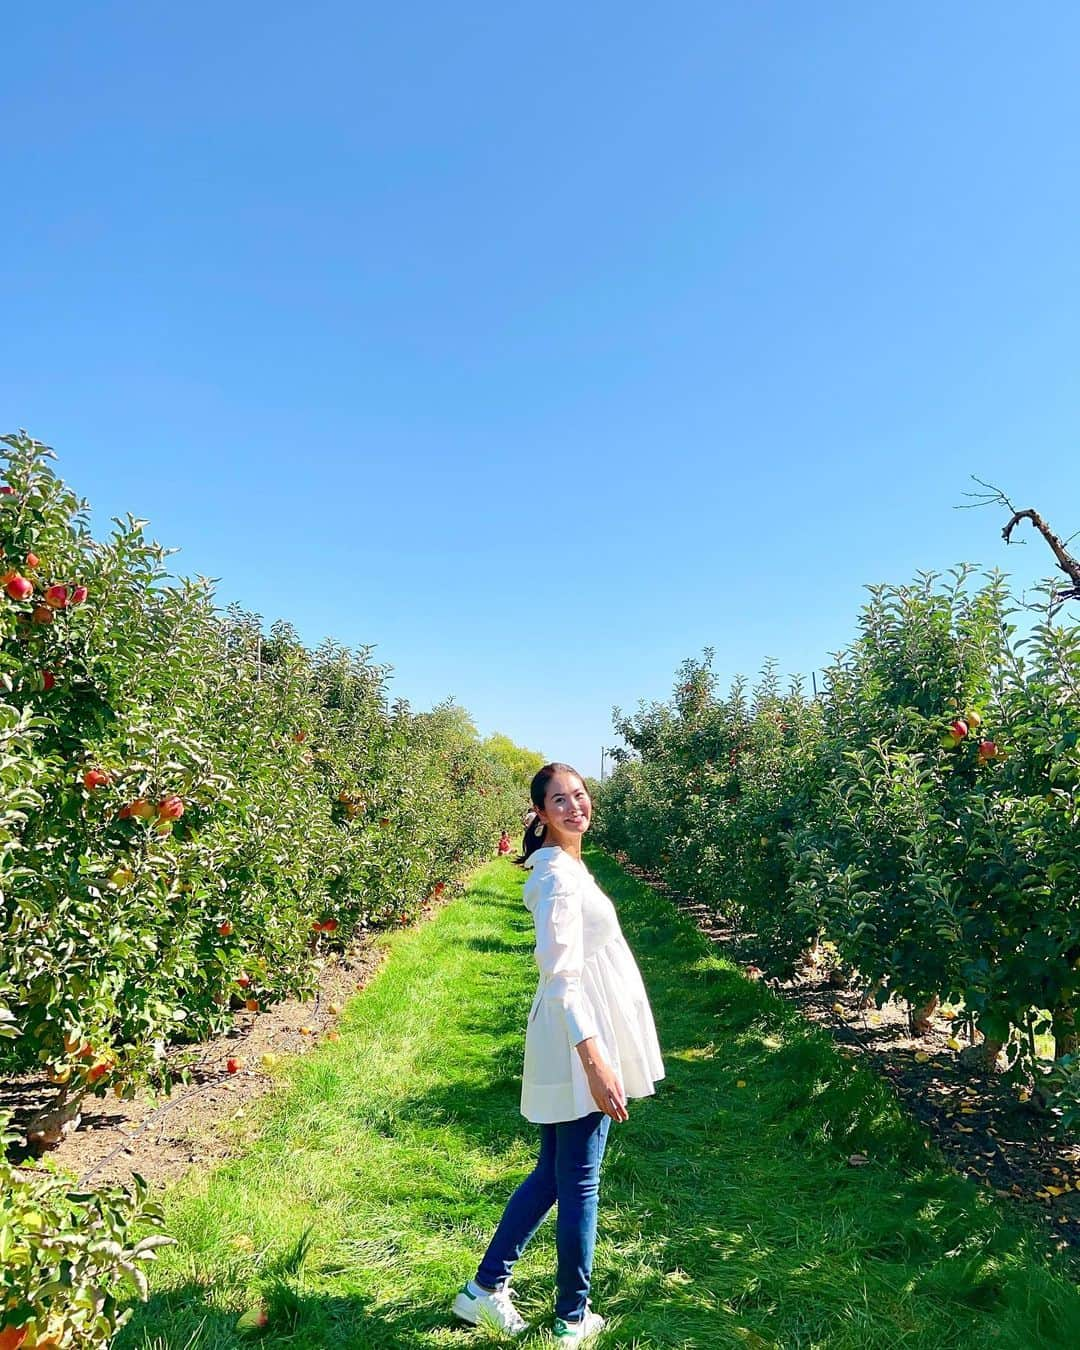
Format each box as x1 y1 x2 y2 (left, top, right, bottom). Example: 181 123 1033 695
1053 1005 1080 1061
909 995 940 1036
828 964 851 989
958 1038 1006 1074
859 978 884 1011
26 1085 86 1153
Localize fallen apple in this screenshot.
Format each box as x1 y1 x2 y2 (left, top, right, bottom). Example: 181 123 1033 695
226 1057 243 1074
236 1306 269 1332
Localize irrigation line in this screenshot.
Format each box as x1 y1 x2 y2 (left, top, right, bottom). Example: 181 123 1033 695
78 1076 223 1187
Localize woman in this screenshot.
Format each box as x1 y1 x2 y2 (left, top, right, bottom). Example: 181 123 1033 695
452 763 664 1342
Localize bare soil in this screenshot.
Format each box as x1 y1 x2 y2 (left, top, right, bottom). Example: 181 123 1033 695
1 938 390 1190
615 855 1080 1256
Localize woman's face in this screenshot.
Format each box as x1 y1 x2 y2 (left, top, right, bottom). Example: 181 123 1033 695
537 771 591 844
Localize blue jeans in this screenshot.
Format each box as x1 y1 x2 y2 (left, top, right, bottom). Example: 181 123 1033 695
476 1111 611 1322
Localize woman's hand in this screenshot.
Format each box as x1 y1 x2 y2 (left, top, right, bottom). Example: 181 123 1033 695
576 1038 629 1122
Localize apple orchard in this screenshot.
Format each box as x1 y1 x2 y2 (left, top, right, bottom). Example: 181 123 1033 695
593 565 1080 1124
0 433 524 1348
3 430 1080 1347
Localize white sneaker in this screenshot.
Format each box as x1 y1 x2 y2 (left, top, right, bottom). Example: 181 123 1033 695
452 1279 528 1336
552 1308 605 1341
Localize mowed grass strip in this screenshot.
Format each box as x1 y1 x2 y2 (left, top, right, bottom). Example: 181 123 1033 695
118 852 1080 1350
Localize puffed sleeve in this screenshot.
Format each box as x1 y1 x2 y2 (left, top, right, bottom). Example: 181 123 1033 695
529 871 599 1047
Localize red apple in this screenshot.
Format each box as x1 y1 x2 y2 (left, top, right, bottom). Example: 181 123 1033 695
319 918 339 933
0 1324 28 1350
4 574 32 601
156 794 185 821
219 920 234 937
41 669 55 690
0 485 14 496
25 552 39 569
245 998 260 1012
85 1060 110 1083
124 798 155 819
236 973 252 988
977 739 998 760
43 584 69 609
83 768 111 791
226 1057 242 1074
71 585 88 605
31 605 53 625
950 718 969 739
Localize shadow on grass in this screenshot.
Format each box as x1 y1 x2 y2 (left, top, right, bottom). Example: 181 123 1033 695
119 1284 448 1349
455 935 534 956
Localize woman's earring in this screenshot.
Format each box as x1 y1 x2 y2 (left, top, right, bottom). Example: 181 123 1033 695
533 821 544 837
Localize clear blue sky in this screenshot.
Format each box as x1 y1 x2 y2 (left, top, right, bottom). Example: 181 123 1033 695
2 4 1078 778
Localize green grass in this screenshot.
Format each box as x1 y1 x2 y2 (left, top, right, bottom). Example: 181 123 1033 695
117 850 1080 1349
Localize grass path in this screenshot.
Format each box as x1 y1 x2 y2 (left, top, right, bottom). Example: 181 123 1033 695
118 852 1080 1349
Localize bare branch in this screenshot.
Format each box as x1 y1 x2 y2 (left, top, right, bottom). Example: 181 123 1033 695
968 477 1080 614
958 476 1020 515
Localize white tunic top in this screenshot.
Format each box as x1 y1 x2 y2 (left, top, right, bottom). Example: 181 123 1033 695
520 846 665 1124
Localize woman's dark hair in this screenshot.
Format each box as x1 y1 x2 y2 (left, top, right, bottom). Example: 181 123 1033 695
522 762 585 860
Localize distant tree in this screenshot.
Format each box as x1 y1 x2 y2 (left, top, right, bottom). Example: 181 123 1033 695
482 733 546 796
419 700 480 741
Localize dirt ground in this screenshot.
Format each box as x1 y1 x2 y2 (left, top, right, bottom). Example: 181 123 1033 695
1 935 390 1190
614 855 1080 1257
